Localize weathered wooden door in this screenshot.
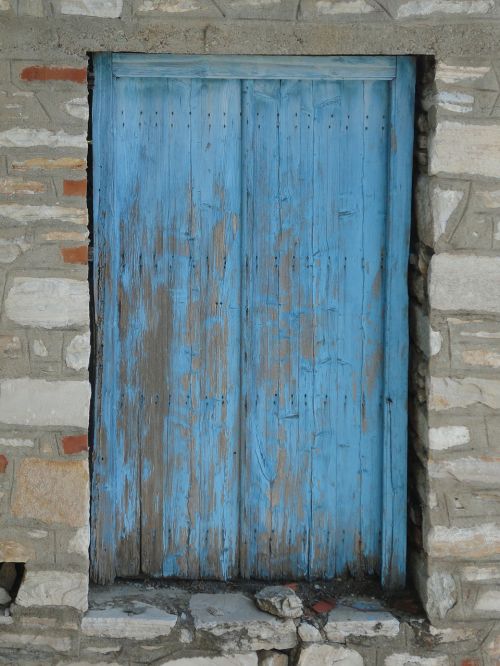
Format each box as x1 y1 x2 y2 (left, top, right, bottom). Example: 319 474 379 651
91 55 415 587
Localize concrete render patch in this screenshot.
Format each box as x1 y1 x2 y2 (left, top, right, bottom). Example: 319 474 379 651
190 593 297 650
82 602 178 640
324 603 400 641
0 377 90 427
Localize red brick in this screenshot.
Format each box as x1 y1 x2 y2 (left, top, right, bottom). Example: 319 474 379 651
60 245 88 265
20 66 87 84
62 435 88 455
312 599 335 614
0 455 7 473
461 660 481 666
63 179 87 197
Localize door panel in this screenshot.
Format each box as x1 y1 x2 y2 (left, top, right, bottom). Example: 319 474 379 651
91 55 415 586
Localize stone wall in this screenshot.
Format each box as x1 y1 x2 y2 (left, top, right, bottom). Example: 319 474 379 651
0 0 499 664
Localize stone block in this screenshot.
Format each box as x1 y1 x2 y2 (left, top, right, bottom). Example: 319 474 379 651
163 656 258 665
474 589 500 614
425 572 457 620
297 622 322 642
299 0 380 19
297 644 364 665
65 331 90 371
0 177 46 195
384 655 448 666
134 0 221 15
5 277 89 328
428 425 470 450
59 0 123 16
448 318 500 371
0 436 34 448
427 523 500 559
429 120 500 178
0 237 30 264
16 569 88 611
429 376 500 411
11 457 89 527
447 489 500 519
462 564 500 582
217 0 296 19
0 128 86 148
0 377 90 427
11 157 86 171
255 585 303 618
190 593 297 651
0 334 22 358
429 456 500 485
0 630 72 652
82 602 177 640
0 204 87 224
325 601 399 641
430 183 466 243
0 539 35 561
435 63 498 90
429 254 500 314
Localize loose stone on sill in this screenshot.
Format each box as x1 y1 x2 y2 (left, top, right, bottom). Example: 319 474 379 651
298 621 322 642
190 593 297 651
324 599 400 642
255 585 303 619
82 601 178 640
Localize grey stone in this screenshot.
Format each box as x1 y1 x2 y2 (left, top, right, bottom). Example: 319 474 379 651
325 601 399 641
297 622 322 642
16 570 88 611
297 644 364 665
82 602 178 640
0 588 11 605
162 656 258 665
190 593 297 651
426 572 457 620
255 585 303 619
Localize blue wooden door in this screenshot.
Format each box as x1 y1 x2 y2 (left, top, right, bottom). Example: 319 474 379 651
91 55 415 588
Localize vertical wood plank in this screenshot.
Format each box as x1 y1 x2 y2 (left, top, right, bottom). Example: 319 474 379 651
308 80 342 578
381 56 416 589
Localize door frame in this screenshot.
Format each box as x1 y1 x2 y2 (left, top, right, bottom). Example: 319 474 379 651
91 53 415 589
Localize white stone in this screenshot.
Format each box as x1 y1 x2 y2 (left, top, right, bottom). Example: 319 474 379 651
297 644 364 666
474 589 500 613
430 121 500 178
462 565 500 581
397 0 492 16
430 329 442 356
255 585 303 618
434 91 474 114
0 128 86 149
429 456 500 485
413 306 442 357
426 572 456 620
137 0 205 10
0 237 30 263
68 526 90 556
28 530 48 538
0 377 90 427
0 204 87 224
16 570 88 611
316 0 376 14
298 622 322 642
325 604 399 641
6 277 89 328
190 593 297 651
428 426 470 451
430 254 500 314
430 186 464 241
429 376 500 411
0 437 34 447
61 0 123 16
427 523 500 559
436 64 491 84
33 339 48 357
385 655 449 666
66 331 90 370
164 656 258 666
428 624 479 642
64 97 89 120
82 602 177 640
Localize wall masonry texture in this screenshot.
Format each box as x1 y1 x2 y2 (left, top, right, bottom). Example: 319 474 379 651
0 0 499 664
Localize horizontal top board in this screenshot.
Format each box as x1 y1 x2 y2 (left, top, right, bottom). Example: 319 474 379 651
111 54 397 80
